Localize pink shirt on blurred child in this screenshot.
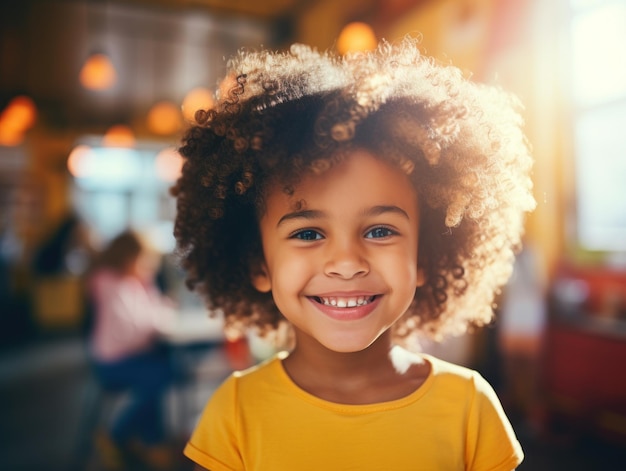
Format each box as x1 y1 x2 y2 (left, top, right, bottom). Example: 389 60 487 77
89 269 176 362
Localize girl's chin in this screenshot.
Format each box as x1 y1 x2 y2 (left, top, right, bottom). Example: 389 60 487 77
315 334 384 354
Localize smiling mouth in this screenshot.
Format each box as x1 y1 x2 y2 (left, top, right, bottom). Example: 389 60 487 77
310 295 378 308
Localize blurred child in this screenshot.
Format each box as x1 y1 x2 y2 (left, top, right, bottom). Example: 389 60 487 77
173 38 535 470
88 230 176 469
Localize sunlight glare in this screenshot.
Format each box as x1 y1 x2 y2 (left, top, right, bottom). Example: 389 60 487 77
571 1 626 106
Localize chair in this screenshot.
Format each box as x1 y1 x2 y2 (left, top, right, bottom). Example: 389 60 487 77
71 366 129 471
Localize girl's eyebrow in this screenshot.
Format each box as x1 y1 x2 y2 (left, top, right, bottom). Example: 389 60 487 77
364 205 409 219
277 209 325 227
276 205 409 227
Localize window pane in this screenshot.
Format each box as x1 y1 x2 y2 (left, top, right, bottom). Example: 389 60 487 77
92 192 130 242
571 1 626 106
575 101 626 250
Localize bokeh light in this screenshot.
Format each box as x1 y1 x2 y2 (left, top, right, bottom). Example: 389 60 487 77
155 147 184 182
0 95 38 146
67 145 94 178
182 87 214 122
102 124 135 148
79 53 117 91
146 101 183 136
336 22 378 55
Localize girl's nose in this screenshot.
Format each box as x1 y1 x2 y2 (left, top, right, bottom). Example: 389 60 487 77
323 240 369 279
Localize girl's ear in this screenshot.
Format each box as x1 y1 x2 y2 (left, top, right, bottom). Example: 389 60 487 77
416 267 425 288
251 262 272 293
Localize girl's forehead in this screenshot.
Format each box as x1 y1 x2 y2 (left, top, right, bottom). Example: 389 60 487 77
265 149 418 211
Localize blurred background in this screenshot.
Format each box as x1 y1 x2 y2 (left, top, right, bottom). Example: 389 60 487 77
1 0 625 470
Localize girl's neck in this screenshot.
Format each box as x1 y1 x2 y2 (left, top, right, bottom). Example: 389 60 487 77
282 331 429 405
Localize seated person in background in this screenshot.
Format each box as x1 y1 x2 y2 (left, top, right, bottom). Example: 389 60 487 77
88 229 177 469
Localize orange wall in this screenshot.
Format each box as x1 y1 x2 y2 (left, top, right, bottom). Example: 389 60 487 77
296 0 567 282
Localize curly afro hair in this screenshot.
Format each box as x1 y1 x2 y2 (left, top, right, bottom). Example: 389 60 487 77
171 38 536 341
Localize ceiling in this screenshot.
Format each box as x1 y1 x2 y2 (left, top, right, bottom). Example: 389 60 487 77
124 0 308 20
0 0 434 138
0 0 316 136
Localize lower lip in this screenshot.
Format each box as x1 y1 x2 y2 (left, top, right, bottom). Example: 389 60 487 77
308 296 381 321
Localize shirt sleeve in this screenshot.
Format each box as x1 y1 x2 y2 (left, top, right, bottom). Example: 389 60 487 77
90 272 176 360
184 374 244 471
465 372 524 471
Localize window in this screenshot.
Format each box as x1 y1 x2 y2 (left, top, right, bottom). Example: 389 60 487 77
71 141 178 252
569 0 626 251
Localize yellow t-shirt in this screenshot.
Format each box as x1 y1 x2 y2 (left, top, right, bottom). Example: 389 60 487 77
184 353 523 471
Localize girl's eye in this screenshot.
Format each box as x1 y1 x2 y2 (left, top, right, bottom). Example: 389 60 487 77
291 229 323 241
365 226 396 239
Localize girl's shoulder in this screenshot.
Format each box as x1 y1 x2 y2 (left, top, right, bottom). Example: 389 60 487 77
422 354 501 407
423 354 491 389
221 352 287 389
423 353 476 376
207 353 287 410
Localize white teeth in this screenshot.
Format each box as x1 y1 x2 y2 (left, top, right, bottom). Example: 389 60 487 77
318 296 373 307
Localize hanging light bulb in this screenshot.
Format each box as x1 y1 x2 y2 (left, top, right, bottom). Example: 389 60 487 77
337 22 378 55
147 101 183 136
0 95 38 147
182 87 214 122
1 96 37 130
80 52 117 90
0 124 24 147
102 124 135 148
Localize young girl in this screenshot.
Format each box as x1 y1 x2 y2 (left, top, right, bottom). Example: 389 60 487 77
88 230 176 469
173 38 535 470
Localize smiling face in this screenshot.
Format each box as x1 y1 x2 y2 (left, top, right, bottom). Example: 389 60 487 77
253 148 424 353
